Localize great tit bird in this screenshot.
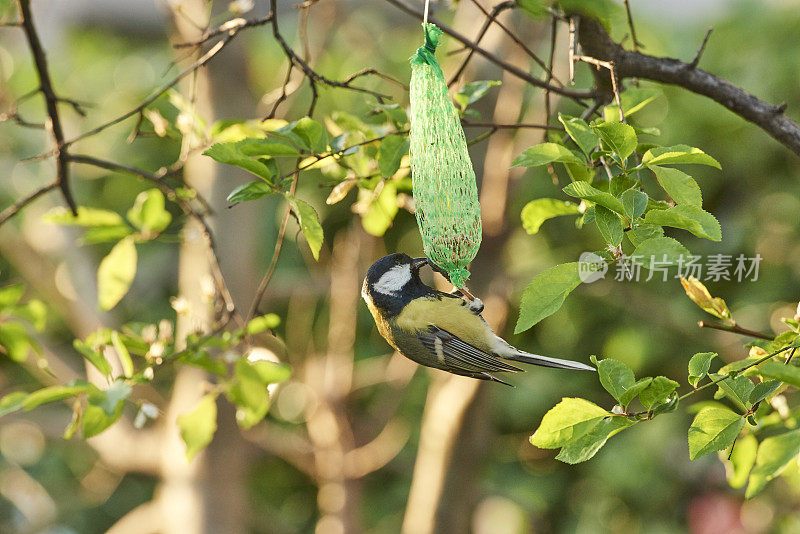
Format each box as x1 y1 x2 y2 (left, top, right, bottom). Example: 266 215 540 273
361 253 594 385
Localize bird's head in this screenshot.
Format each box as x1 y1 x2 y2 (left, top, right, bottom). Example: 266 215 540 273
362 253 429 316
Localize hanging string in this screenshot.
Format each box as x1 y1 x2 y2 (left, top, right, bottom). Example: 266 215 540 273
423 0 430 26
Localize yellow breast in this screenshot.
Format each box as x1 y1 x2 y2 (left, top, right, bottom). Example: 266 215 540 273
394 296 495 351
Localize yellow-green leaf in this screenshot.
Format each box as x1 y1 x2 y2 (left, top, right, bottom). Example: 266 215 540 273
178 394 218 461
97 236 138 311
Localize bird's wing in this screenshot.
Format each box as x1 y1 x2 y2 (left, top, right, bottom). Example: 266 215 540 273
418 326 522 374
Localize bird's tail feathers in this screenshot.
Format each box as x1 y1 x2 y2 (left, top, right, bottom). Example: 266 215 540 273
508 350 595 371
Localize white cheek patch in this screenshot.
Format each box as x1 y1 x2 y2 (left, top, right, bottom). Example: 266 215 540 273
373 264 412 295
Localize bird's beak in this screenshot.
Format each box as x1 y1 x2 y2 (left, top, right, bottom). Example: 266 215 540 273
411 257 429 271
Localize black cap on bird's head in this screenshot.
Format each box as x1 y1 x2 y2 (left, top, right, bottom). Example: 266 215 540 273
362 253 430 316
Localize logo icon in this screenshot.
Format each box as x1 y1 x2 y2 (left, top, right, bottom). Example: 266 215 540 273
578 252 608 283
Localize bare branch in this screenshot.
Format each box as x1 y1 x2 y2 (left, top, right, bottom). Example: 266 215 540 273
269 0 391 103
448 1 515 87
17 0 76 214
172 15 273 48
0 181 58 227
575 16 800 155
384 0 596 101
62 16 266 148
465 0 562 86
67 154 237 323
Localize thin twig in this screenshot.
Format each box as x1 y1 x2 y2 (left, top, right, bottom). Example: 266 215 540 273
688 28 713 69
269 0 390 102
59 16 269 151
677 346 790 402
574 16 800 155
622 0 642 51
575 55 624 122
385 0 595 101
448 2 513 87
544 16 558 140
17 0 77 215
67 154 237 323
464 0 562 85
698 320 774 341
0 182 58 227
173 15 274 48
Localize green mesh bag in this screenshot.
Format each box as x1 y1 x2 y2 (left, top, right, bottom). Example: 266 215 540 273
409 23 482 289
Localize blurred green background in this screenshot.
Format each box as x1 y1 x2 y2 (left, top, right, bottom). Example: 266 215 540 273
1 1 799 533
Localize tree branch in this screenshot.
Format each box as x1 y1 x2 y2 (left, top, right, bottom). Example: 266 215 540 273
384 0 595 101
575 16 800 155
17 0 77 214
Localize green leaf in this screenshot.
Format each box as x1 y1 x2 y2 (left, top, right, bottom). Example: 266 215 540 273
378 135 409 177
638 376 679 409
604 88 662 120
713 374 754 412
246 314 281 335
642 145 721 169
562 181 625 214
23 382 92 410
82 401 124 438
515 262 582 333
609 175 638 197
520 199 580 234
0 391 28 418
0 285 25 308
530 397 610 448
97 236 138 311
111 331 134 378
750 380 781 405
723 433 758 489
747 430 800 498
179 351 227 376
511 143 584 168
641 205 721 241
228 359 269 430
250 360 292 384
235 137 301 157
592 356 634 404
688 406 745 460
43 206 125 227
360 181 399 237
227 181 274 204
454 80 501 110
17 300 46 332
178 394 218 461
650 166 702 207
204 142 274 181
688 352 717 387
558 114 598 157
82 225 133 245
555 0 621 30
90 379 132 417
126 189 171 236
593 122 637 161
594 206 623 246
367 103 408 128
285 196 324 261
555 416 634 464
73 339 113 377
517 0 548 17
631 237 690 267
288 117 327 153
626 225 664 247
621 189 648 220
0 321 34 362
755 361 800 388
